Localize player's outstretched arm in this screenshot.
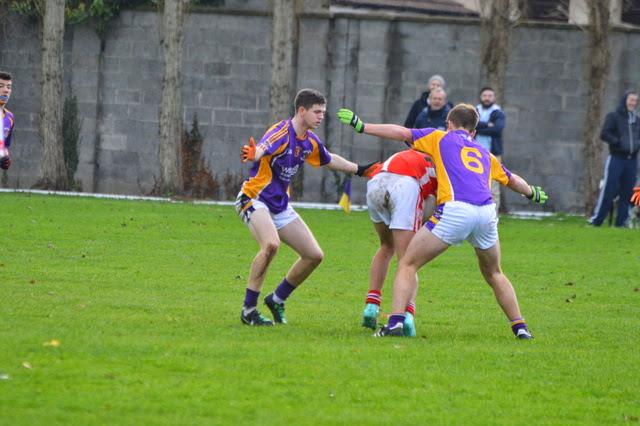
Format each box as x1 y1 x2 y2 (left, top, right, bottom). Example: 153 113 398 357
326 153 380 177
507 173 548 204
240 137 265 163
338 109 413 144
631 187 640 206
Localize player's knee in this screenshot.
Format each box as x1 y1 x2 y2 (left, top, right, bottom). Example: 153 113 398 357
308 249 324 266
262 241 280 260
380 242 394 254
397 257 416 272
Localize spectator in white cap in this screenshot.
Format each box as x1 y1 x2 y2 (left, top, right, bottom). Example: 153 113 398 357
404 74 453 128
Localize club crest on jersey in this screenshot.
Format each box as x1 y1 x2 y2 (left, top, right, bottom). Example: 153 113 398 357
261 138 273 149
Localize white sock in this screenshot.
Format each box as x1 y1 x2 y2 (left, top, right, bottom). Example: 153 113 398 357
243 306 256 316
272 293 285 304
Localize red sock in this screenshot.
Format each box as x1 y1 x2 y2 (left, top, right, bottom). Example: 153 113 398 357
405 302 415 315
366 290 382 305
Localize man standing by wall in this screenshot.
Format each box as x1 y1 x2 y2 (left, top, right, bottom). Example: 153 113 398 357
475 87 505 211
590 90 640 227
404 74 448 128
0 71 14 171
414 88 450 131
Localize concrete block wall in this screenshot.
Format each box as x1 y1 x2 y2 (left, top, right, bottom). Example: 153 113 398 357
1 6 640 213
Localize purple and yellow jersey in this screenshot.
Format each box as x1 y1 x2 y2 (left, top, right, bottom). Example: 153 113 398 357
1 108 15 147
241 118 332 213
410 128 511 206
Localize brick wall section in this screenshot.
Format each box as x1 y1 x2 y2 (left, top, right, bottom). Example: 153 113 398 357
2 7 640 213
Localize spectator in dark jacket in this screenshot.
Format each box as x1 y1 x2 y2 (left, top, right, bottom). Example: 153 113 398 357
414 88 450 130
590 89 640 227
404 75 453 128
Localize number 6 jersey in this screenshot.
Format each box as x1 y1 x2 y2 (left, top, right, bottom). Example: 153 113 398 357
410 128 511 206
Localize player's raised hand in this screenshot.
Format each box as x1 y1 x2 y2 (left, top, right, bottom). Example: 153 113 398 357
0 156 11 170
631 187 640 206
526 185 547 204
240 137 257 163
338 109 365 133
355 161 380 177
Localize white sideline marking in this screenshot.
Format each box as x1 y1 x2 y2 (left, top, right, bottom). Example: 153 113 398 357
0 188 368 211
0 188 569 216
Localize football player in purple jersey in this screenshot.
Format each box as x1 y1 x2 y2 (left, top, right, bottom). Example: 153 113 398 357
0 71 15 171
235 88 379 326
339 104 546 339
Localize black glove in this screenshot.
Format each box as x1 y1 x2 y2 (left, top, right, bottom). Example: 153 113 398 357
0 156 11 170
355 161 380 177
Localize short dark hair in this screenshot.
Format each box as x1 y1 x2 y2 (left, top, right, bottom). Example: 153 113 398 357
479 86 494 96
294 88 326 111
0 71 12 81
447 103 478 132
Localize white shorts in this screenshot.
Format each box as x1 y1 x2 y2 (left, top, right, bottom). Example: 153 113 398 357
235 192 299 230
366 173 422 231
427 201 498 249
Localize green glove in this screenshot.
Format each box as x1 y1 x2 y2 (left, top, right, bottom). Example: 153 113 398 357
526 185 547 204
337 109 365 133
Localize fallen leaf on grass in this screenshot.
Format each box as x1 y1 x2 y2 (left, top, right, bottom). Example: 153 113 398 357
394 345 406 349
48 291 56 295
29 280 35 284
565 282 574 286
43 340 60 347
235 275 243 280
565 299 573 303
329 393 334 398
22 362 32 369
635 288 639 292
421 335 427 339
622 414 639 422
0 374 9 380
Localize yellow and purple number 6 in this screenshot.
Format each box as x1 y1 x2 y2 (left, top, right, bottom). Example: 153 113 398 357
460 147 484 174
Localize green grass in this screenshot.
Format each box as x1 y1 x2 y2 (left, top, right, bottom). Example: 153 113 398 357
1 193 639 424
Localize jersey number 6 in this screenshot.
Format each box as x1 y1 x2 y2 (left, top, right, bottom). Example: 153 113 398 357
460 147 484 174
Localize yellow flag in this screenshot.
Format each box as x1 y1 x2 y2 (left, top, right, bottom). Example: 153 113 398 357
338 179 351 214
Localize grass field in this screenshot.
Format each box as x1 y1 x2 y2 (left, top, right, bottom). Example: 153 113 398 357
1 192 639 424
